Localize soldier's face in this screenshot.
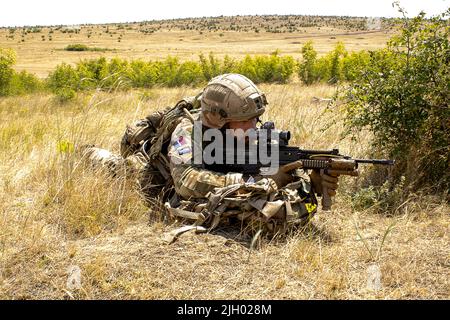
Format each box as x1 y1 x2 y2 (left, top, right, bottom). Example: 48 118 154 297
227 118 257 132
227 118 258 141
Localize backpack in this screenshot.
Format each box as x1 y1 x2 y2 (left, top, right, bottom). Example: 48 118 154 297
119 94 201 195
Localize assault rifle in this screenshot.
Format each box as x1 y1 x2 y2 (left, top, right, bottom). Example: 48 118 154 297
206 122 395 210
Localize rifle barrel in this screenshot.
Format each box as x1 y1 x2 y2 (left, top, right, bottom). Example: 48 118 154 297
355 159 395 165
299 148 340 155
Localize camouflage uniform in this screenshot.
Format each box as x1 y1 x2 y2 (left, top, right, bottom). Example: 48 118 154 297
165 113 318 235
168 115 243 199
83 74 319 236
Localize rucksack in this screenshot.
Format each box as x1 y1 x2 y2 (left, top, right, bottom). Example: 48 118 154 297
119 94 201 193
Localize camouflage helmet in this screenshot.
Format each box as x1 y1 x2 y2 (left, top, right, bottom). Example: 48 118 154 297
200 73 268 128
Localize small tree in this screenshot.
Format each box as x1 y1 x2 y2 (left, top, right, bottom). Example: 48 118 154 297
298 41 318 84
343 7 450 192
328 42 347 83
10 71 42 95
199 52 221 81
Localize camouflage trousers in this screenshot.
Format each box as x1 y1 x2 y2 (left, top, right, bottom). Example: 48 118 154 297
80 146 168 200
81 146 318 238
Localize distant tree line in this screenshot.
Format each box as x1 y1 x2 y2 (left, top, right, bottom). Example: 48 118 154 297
2 14 397 40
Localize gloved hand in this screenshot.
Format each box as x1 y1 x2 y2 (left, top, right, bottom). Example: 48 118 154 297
310 169 340 196
268 160 303 188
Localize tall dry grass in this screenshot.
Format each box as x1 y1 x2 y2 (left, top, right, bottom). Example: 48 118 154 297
0 84 448 299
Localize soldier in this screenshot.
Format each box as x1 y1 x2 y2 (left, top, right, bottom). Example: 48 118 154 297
83 73 340 236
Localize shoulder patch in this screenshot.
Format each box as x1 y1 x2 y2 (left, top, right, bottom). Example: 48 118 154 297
168 121 194 164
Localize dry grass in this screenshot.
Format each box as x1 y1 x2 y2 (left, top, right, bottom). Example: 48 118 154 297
0 83 448 299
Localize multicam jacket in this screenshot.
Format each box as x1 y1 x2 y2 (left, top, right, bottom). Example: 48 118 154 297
87 96 319 237
163 105 319 235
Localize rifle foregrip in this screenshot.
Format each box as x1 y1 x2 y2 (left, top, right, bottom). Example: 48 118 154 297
321 187 332 211
320 169 333 211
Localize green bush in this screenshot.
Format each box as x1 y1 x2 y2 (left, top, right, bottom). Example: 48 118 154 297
351 177 407 213
299 41 351 84
56 87 76 102
153 56 182 86
64 44 109 52
236 55 258 81
342 50 371 81
76 57 109 89
0 48 16 96
9 71 43 95
236 52 295 83
65 44 89 51
350 186 378 211
199 53 222 80
0 48 43 96
45 52 297 93
342 9 450 192
172 60 204 87
221 55 237 74
129 59 156 88
47 63 80 92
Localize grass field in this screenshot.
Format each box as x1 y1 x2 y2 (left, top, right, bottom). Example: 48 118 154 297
0 84 448 299
0 15 394 77
0 16 448 299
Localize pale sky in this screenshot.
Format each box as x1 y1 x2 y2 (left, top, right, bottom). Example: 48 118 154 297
1 0 448 27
